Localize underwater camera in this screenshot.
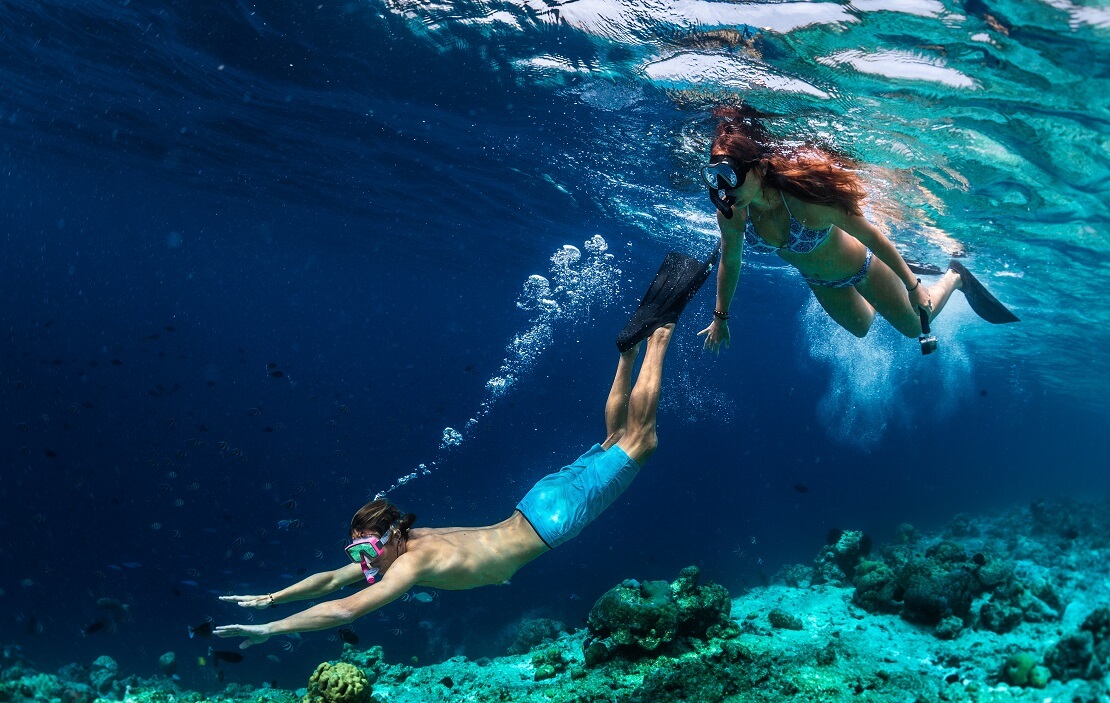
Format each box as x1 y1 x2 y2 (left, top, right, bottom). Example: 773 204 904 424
918 308 938 356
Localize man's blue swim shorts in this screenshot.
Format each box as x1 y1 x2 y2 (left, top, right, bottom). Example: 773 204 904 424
515 443 641 549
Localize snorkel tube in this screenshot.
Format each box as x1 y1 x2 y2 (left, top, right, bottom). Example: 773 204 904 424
709 188 736 219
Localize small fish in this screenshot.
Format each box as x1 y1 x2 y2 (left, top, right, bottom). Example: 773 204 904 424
83 620 108 635
336 627 359 645
402 591 435 603
793 483 810 493
96 597 126 611
266 654 282 664
209 649 244 664
188 620 214 638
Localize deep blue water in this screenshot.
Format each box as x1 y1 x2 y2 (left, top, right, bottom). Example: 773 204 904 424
2 0 1108 692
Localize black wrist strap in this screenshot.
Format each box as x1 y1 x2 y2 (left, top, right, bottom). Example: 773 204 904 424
714 309 730 321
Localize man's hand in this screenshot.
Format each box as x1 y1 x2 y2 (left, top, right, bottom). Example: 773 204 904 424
219 594 272 610
213 623 272 649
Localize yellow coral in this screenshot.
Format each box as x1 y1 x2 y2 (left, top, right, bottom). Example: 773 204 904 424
302 662 372 703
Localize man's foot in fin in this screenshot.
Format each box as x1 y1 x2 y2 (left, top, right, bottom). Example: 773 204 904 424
948 259 1019 324
905 259 943 276
616 249 717 352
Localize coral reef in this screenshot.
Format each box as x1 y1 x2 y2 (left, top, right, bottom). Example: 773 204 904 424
1 499 1107 703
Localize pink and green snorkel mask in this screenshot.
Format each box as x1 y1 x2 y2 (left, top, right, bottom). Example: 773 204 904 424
345 523 396 585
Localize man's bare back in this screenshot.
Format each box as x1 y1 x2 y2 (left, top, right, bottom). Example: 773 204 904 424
397 512 548 590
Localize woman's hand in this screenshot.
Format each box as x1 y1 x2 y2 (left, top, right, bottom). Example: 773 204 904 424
909 283 932 318
698 318 731 353
213 623 272 649
219 594 272 610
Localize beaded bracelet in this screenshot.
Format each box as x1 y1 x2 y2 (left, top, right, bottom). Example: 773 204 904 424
267 593 275 608
714 309 730 321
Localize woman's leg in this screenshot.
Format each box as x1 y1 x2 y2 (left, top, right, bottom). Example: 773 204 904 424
614 324 673 466
810 284 876 338
856 258 962 338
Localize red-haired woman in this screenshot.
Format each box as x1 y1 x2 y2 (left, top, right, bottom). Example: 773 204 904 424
697 106 1016 352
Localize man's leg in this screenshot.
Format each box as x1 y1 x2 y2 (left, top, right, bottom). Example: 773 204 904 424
601 341 643 449
614 323 673 465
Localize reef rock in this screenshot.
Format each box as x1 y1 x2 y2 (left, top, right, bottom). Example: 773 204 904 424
1046 606 1110 681
88 656 118 696
505 617 566 655
586 566 730 654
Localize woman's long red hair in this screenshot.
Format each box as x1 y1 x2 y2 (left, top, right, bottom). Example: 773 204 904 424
711 106 865 216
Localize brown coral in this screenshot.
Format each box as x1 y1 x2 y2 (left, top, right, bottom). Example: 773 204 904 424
303 662 373 703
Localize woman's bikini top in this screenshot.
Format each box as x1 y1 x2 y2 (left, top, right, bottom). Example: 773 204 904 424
744 191 832 255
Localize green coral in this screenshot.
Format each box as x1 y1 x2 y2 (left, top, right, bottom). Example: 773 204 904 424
303 662 373 703
1003 653 1043 684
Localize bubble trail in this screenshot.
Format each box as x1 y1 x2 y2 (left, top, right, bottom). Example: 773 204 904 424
373 235 620 498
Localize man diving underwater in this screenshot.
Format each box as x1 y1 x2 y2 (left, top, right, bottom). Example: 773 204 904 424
213 248 716 648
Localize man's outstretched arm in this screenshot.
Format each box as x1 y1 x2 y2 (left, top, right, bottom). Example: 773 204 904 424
214 556 421 648
219 563 365 610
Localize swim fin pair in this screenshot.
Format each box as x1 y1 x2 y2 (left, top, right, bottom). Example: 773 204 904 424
908 258 1019 324
616 244 721 352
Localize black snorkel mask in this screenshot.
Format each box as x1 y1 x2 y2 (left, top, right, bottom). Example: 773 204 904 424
699 157 753 220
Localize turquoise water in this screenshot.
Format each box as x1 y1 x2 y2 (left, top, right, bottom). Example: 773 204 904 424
1 0 1108 688
378 0 1110 401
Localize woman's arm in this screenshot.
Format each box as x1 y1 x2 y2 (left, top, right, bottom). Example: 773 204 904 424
699 211 745 352
219 563 364 610
213 557 421 648
831 211 932 310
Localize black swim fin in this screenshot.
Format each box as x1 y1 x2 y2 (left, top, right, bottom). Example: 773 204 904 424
949 259 1019 324
616 244 721 352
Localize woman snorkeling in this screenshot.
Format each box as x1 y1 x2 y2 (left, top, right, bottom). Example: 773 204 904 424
697 105 1017 352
